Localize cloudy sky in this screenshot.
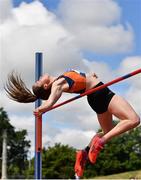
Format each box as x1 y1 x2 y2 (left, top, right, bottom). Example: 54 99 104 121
0 0 141 157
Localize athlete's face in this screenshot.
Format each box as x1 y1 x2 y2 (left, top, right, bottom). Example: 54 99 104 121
35 74 50 87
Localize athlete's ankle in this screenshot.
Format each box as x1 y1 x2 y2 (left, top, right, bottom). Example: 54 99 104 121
84 146 90 154
100 136 107 144
94 136 105 146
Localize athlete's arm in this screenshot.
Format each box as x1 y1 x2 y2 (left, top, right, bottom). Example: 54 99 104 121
34 78 68 115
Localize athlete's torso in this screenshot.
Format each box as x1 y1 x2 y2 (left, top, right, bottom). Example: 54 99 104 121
57 69 100 93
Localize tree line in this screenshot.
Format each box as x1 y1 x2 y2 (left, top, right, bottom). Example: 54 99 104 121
0 107 141 179
0 107 30 178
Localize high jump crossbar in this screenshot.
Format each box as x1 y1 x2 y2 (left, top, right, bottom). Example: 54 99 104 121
45 68 141 113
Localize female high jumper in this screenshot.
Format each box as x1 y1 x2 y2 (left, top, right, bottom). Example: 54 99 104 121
5 69 140 177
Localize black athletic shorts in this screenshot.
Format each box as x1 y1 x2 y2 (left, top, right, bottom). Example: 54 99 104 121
87 82 115 114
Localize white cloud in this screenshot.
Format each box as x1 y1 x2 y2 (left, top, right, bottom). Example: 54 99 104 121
58 0 121 26
126 87 141 114
118 56 141 115
0 0 12 22
118 56 141 85
13 1 53 26
10 114 61 157
57 0 134 54
1 89 34 114
10 115 35 155
49 95 100 131
9 112 97 155
74 24 133 54
82 58 116 82
53 128 95 149
10 115 34 131
118 56 141 74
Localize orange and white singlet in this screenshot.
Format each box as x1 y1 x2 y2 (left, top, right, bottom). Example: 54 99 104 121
58 69 86 93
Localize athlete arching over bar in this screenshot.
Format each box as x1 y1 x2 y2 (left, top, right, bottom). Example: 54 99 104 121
5 69 140 178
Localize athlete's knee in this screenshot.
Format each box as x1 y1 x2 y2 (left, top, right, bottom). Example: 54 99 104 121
136 115 140 126
131 115 140 127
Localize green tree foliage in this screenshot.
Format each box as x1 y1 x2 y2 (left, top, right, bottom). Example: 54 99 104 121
8 129 31 177
0 107 14 142
0 107 14 177
0 107 30 178
42 143 76 179
26 143 76 179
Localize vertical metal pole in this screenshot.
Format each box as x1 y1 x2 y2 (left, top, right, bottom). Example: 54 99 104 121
35 52 43 179
1 130 7 179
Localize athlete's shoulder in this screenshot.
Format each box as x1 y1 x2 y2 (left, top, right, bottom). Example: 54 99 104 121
65 69 86 77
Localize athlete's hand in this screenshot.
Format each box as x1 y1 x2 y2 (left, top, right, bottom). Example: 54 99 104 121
33 108 43 117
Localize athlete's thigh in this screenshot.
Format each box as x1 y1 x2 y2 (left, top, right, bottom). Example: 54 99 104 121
108 95 138 120
97 111 114 134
